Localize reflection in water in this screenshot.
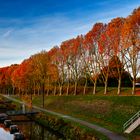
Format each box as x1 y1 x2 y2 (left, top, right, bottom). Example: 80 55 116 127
0 124 13 140
16 121 62 140
0 120 63 140
0 107 63 140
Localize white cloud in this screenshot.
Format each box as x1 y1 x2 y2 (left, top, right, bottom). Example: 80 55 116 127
0 2 139 67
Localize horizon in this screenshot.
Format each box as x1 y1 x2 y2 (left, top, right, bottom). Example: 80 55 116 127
0 0 140 67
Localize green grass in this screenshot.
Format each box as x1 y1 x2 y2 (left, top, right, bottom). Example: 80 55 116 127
31 93 140 140
53 113 109 140
64 119 109 140
33 95 140 129
35 112 109 140
11 87 140 140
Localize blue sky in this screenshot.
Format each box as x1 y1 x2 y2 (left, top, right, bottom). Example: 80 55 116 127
0 0 139 67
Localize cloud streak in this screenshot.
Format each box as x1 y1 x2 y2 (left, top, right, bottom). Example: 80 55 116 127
3 29 14 38
0 0 139 67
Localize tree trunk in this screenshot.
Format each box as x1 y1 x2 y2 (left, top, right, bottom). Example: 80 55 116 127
53 85 56 96
59 85 62 96
42 84 45 108
117 76 121 95
74 81 77 96
104 80 108 95
21 90 23 96
25 90 27 95
12 87 15 95
19 88 21 96
30 89 33 110
83 77 87 95
47 87 49 96
66 82 70 96
132 78 136 95
37 88 40 96
33 83 36 96
93 80 97 95
8 88 10 95
47 78 50 96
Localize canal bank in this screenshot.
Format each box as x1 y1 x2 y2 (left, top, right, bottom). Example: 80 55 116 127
0 97 63 140
1 94 128 140
0 95 99 140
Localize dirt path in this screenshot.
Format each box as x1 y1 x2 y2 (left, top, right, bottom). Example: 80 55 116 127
2 95 127 140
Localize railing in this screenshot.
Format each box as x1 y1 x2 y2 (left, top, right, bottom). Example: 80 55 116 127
123 110 140 130
6 110 39 116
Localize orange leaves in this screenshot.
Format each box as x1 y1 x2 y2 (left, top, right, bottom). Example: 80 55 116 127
98 33 107 54
11 59 34 90
0 67 9 85
0 7 139 96
121 7 140 50
85 23 105 51
0 65 18 88
48 46 59 62
99 18 125 55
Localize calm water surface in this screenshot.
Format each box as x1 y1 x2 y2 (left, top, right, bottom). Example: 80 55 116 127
0 109 63 140
0 120 63 140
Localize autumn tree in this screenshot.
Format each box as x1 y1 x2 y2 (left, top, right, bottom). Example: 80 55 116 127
31 51 50 107
50 47 66 96
48 46 60 95
105 18 125 94
98 24 112 94
11 59 35 107
108 55 124 87
5 64 18 95
84 23 105 94
0 67 9 94
68 36 84 95
60 40 73 95
121 7 140 94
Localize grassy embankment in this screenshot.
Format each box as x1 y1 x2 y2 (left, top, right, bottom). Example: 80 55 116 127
30 87 140 140
10 87 140 139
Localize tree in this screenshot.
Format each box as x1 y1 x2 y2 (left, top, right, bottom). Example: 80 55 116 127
60 40 73 95
31 51 50 107
48 46 59 95
0 67 9 94
121 7 140 94
68 36 84 95
108 55 124 88
105 18 125 94
84 23 105 94
6 64 18 95
98 24 112 94
50 47 66 96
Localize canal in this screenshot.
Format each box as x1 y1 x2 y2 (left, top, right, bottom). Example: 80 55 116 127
0 105 63 140
0 120 63 140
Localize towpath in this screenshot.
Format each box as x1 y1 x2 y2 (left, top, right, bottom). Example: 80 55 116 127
2 94 127 140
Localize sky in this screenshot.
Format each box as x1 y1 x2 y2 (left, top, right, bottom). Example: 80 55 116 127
0 0 140 67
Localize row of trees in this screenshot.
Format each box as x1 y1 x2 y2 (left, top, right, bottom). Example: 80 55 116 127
0 7 140 98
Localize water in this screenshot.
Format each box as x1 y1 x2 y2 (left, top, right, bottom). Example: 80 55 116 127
0 119 63 140
0 124 13 140
0 109 63 140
